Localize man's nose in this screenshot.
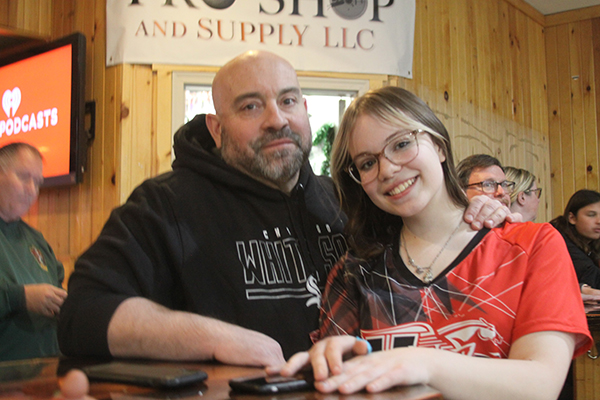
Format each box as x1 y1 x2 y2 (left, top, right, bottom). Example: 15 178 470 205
495 185 506 196
263 102 287 130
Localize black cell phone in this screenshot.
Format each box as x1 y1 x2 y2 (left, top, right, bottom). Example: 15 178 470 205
229 373 314 394
81 362 207 388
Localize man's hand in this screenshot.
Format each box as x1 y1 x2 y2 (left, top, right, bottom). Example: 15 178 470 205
463 195 522 230
213 327 286 368
24 284 67 317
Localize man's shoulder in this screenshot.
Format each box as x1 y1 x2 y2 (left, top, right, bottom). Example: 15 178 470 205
2 219 52 250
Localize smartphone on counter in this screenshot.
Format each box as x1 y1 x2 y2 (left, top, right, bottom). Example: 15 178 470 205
82 362 207 388
229 372 314 394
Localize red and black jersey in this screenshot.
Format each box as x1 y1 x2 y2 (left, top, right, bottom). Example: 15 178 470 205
315 222 592 359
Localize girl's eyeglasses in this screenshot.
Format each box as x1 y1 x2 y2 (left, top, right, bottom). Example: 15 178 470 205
347 130 422 184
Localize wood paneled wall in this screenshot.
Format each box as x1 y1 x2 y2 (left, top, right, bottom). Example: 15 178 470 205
1 0 581 282
546 14 600 218
544 7 600 399
398 0 551 222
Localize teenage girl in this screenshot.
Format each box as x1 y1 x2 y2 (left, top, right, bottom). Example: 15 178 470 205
274 87 591 400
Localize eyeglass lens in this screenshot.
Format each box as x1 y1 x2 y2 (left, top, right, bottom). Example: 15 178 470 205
479 180 515 194
349 132 419 183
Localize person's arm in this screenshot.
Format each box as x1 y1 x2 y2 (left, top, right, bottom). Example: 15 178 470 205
1 282 66 319
463 195 522 230
59 182 285 367
0 281 26 319
1 237 66 319
107 297 285 367
278 330 573 400
562 236 600 289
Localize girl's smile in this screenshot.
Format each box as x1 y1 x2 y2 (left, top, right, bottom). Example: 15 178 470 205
386 176 417 197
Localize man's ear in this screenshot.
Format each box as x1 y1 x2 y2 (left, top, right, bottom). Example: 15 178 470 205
517 191 527 206
205 114 222 148
568 212 577 225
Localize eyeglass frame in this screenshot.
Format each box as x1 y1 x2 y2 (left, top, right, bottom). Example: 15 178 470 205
346 129 423 184
465 179 516 195
524 187 542 198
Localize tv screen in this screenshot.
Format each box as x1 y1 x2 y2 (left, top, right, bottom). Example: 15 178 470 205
0 32 86 187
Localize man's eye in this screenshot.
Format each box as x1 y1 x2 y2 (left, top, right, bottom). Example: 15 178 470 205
482 181 495 189
242 103 257 111
282 97 297 106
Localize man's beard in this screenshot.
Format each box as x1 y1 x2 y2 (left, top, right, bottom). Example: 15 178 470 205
220 126 311 187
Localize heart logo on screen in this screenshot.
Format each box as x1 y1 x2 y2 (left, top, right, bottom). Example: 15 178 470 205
2 87 21 118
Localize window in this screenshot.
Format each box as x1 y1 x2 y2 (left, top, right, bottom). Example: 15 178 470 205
172 72 369 175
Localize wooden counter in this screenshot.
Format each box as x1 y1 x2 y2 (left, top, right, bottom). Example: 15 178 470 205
0 358 443 400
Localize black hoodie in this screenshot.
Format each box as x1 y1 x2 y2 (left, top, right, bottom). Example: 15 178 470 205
58 115 347 359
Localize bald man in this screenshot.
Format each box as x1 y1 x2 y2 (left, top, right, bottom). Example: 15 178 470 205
59 51 517 367
0 142 67 361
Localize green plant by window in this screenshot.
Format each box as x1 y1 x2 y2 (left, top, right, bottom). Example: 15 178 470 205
312 122 335 176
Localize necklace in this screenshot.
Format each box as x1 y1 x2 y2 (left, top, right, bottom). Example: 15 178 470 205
401 220 462 284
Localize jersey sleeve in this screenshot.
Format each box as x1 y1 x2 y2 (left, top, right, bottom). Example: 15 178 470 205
512 223 592 358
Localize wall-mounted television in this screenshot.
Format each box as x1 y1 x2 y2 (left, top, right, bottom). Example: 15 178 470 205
0 32 87 187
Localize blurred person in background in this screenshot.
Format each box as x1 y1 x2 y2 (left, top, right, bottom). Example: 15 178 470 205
457 154 513 209
0 142 67 361
551 189 600 296
504 166 541 222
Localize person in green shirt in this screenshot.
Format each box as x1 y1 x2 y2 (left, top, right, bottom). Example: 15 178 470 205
0 142 67 361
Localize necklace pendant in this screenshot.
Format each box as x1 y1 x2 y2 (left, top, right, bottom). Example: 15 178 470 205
409 258 424 274
424 270 434 284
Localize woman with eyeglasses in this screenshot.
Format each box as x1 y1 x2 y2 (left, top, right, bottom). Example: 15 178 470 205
504 166 542 222
550 189 600 295
272 87 591 400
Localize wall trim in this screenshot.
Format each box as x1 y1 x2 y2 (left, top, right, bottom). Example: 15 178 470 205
502 0 545 26
546 5 600 27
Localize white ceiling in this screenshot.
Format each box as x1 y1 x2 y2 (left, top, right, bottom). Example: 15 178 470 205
523 0 600 15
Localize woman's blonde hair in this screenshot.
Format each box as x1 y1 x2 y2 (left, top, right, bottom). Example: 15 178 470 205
504 166 536 204
330 86 468 259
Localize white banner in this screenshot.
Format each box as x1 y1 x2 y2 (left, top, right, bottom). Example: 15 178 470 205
106 0 415 78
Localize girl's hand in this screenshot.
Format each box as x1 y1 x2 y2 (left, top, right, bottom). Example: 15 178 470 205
272 336 361 380
312 346 433 394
